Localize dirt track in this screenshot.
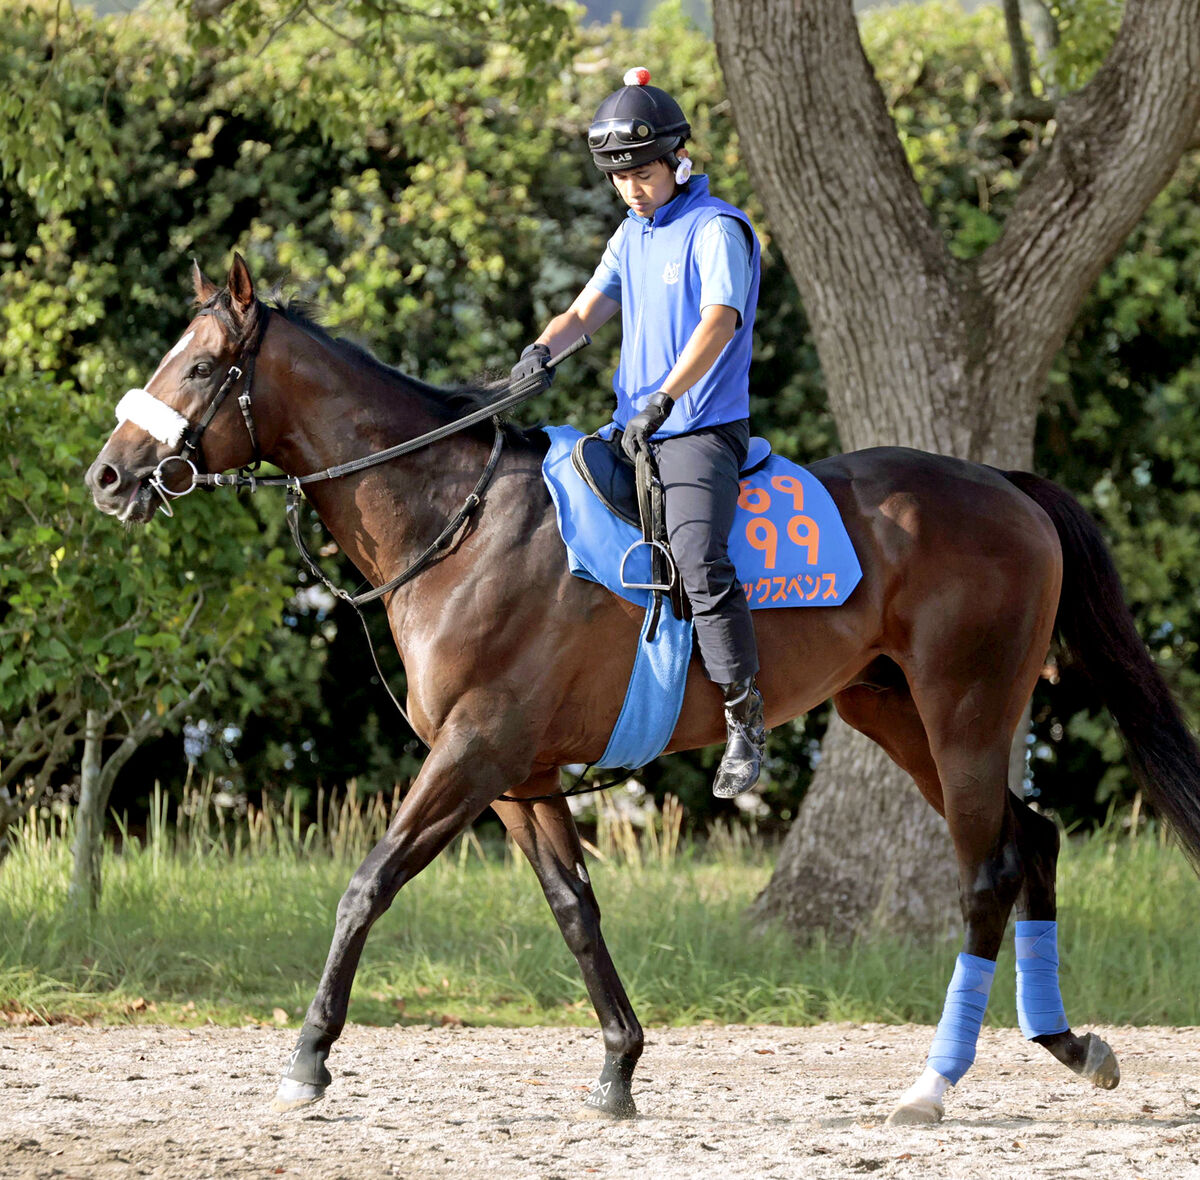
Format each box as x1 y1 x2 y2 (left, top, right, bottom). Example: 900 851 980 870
3 1023 1200 1178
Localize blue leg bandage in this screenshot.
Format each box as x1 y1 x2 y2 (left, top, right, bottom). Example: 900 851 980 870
1015 919 1069 1039
927 952 995 1084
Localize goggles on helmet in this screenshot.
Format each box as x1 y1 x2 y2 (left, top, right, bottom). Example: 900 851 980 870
587 118 660 151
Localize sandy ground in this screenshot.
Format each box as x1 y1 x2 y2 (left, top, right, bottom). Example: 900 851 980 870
3 1022 1200 1179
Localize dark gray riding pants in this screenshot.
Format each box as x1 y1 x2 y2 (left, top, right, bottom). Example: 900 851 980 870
653 419 759 685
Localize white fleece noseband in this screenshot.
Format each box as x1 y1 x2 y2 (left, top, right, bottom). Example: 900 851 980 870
115 387 191 447
115 329 196 446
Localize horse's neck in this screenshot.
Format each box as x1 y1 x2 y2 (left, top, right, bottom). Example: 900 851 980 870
267 348 490 591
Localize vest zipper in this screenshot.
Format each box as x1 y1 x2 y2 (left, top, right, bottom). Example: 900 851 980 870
631 223 651 381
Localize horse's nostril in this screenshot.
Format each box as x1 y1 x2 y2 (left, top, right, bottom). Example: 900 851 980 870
96 464 119 489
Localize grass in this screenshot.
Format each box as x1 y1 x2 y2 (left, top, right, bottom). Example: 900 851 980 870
2 783 1199 1031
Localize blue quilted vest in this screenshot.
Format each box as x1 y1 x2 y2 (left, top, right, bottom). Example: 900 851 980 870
610 176 761 437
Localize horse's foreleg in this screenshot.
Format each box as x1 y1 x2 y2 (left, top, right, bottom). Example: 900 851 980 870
1011 796 1120 1089
493 780 643 1119
272 734 512 1112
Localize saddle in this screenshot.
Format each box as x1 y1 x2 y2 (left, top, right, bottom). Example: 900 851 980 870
570 430 773 637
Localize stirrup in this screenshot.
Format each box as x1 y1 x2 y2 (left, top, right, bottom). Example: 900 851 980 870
618 538 676 593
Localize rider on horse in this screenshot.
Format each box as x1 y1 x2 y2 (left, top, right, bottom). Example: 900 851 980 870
513 68 766 799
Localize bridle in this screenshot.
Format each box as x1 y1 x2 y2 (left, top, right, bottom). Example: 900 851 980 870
137 301 587 605
120 305 627 803
143 304 268 515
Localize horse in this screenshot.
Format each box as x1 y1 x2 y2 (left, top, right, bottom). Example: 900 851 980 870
87 255 1200 1125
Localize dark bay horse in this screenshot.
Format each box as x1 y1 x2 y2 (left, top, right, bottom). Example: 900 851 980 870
88 256 1200 1124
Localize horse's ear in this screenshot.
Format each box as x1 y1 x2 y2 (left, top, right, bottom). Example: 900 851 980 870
227 252 255 312
192 259 220 304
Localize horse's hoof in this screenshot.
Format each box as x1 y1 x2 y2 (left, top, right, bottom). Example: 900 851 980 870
886 1097 944 1126
271 1077 327 1113
578 1080 638 1119
1080 1032 1120 1090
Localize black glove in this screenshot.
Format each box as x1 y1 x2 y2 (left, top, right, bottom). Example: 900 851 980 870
510 342 554 392
621 391 675 462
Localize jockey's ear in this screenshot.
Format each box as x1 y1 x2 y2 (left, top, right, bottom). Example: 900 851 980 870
227 252 255 314
192 259 220 304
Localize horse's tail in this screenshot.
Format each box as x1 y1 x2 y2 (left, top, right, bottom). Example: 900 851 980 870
1004 469 1200 869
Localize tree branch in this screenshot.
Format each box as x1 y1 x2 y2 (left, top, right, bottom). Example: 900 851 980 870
95 680 212 807
0 697 83 790
299 1 366 51
979 0 1200 392
256 0 307 55
190 0 236 20
1002 0 1055 121
178 589 206 639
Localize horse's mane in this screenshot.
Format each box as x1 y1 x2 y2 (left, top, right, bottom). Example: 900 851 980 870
267 293 508 420
198 288 545 447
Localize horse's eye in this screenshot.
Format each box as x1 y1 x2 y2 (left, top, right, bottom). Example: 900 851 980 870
191 361 213 378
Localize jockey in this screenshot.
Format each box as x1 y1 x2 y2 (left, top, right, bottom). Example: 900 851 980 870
513 68 766 798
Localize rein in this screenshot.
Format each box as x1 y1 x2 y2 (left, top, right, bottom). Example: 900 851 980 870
144 308 617 803
149 308 588 599
183 326 592 494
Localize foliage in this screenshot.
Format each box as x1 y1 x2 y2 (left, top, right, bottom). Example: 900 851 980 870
0 0 831 824
0 0 573 221
2 0 1197 837
861 1 1041 261
1033 152 1200 818
0 364 295 804
1043 0 1124 91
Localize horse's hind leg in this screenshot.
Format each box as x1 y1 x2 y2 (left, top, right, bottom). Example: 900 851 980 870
882 725 1024 1125
492 779 643 1118
1010 796 1120 1089
833 675 945 815
832 679 991 1125
866 619 1055 1126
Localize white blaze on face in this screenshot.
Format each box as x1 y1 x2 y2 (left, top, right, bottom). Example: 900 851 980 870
149 330 196 384
114 330 195 446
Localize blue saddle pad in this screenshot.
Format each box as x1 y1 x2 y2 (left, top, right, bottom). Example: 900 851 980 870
541 425 862 611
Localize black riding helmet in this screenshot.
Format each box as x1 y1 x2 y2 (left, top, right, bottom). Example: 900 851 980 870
587 67 690 173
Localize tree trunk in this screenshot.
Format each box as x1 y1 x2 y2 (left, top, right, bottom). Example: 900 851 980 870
713 0 1200 940
66 688 205 910
69 709 105 911
749 714 960 939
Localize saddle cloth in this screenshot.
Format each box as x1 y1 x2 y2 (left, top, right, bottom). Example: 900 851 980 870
543 424 862 611
540 425 863 771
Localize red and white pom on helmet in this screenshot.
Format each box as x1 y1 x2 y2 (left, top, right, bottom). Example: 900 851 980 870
623 67 652 87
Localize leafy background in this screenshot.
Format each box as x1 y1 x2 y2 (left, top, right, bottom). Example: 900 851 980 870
2 0 1196 838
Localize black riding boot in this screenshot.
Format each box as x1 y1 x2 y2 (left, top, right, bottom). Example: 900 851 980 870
712 677 766 799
